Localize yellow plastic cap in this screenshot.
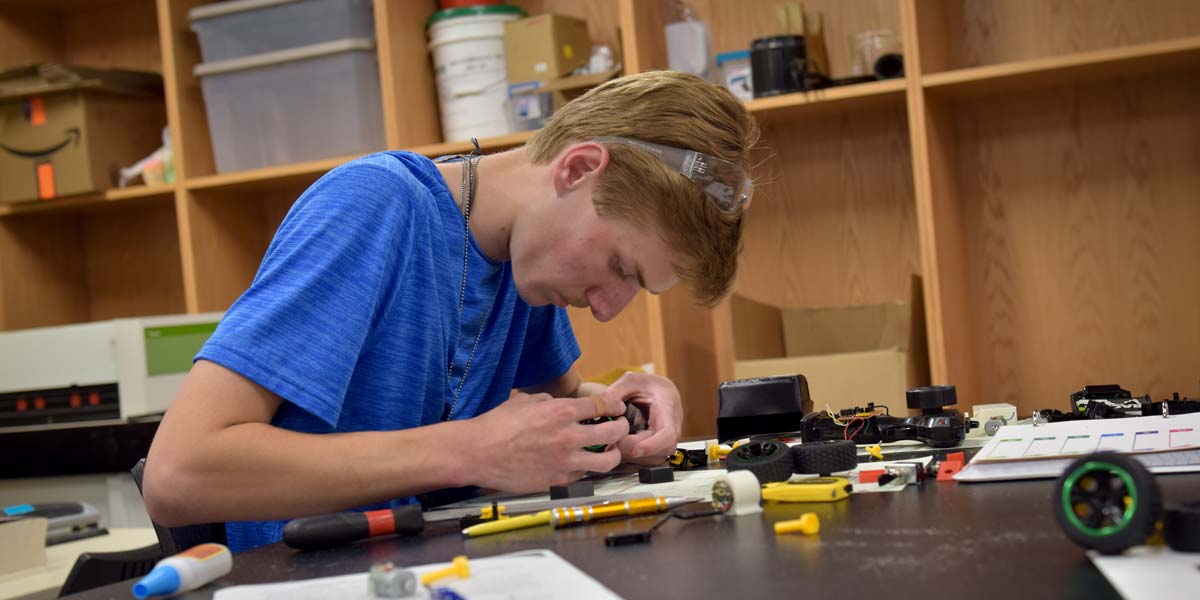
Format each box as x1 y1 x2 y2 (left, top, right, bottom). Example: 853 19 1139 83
774 513 820 535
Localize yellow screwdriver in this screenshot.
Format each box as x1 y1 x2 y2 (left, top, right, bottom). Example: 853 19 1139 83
462 496 700 538
549 496 699 528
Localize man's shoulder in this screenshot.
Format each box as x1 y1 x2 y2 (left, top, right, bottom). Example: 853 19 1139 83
325 151 445 199
293 151 449 226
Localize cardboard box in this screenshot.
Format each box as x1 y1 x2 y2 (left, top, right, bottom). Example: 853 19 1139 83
0 517 46 575
504 14 592 85
0 64 165 204
731 276 929 414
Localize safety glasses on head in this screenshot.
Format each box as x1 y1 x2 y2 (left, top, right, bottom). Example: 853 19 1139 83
594 137 752 213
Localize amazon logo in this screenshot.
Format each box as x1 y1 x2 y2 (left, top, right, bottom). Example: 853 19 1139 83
1 128 81 158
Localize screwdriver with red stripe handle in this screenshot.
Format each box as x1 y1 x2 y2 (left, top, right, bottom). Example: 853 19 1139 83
282 504 424 551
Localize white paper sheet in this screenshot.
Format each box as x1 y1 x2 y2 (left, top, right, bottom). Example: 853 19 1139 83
213 549 621 600
1090 546 1200 600
956 413 1200 482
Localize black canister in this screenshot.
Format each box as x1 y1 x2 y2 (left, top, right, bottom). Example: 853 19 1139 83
750 35 807 97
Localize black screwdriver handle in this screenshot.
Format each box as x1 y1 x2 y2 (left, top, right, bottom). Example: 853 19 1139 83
283 504 424 551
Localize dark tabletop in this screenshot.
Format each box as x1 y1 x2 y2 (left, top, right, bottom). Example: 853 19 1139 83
66 473 1200 599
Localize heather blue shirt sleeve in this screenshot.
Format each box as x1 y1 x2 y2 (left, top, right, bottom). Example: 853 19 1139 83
512 305 580 389
196 159 418 428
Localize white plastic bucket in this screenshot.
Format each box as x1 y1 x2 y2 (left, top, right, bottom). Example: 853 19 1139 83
428 7 524 142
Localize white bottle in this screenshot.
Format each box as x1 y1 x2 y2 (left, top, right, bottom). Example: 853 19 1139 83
132 543 233 598
663 0 713 80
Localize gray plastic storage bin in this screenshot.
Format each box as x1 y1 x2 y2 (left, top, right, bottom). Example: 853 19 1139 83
194 38 384 173
190 0 375 63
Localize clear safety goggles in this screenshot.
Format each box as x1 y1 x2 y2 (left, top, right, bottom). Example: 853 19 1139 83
595 137 753 213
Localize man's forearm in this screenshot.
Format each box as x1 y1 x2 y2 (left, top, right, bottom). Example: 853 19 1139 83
144 418 476 527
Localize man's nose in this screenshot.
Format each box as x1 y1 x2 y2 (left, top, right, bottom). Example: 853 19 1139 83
586 281 639 322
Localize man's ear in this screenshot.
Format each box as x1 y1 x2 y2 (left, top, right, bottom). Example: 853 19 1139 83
552 142 608 196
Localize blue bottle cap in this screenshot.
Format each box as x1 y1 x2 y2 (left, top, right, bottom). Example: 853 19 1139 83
132 565 181 599
716 50 751 66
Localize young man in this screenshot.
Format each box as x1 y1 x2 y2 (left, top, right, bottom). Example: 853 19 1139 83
143 71 759 551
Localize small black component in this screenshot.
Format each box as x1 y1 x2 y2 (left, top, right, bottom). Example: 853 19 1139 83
669 448 709 470
549 481 594 500
876 473 897 487
791 440 857 475
717 374 813 443
639 465 674 484
605 530 653 546
604 509 723 547
726 440 794 483
1053 452 1162 555
906 385 958 411
873 53 904 79
1164 501 1200 553
624 402 648 434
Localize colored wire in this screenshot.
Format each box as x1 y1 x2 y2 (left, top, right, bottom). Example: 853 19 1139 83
843 417 862 440
826 404 847 426
849 418 868 441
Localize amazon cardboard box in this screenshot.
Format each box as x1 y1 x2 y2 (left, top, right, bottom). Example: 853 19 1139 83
731 275 929 414
504 14 591 86
0 64 165 204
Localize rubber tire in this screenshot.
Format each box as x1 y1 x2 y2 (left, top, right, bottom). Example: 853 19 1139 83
726 440 794 483
1163 501 1200 553
791 440 857 475
1053 452 1162 555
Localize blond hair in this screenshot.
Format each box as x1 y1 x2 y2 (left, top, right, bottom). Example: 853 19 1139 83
526 71 759 306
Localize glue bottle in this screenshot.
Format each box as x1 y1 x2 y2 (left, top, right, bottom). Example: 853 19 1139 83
132 543 232 599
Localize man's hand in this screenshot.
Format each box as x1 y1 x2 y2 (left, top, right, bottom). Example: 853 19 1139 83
603 372 683 465
462 392 628 493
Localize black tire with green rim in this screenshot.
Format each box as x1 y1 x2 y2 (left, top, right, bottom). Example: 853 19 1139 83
791 440 858 475
1053 452 1162 555
726 440 794 483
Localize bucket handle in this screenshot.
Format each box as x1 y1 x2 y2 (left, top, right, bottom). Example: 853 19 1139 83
447 76 508 98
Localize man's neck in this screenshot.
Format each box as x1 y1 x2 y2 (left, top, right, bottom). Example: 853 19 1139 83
435 146 538 262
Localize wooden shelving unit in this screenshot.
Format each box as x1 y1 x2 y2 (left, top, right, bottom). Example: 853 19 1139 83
1 0 1196 434
0 185 175 217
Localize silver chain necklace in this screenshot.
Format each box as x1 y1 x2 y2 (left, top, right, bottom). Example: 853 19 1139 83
443 139 490 421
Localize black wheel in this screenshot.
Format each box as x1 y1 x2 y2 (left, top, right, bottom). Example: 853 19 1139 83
791 440 857 475
1053 452 1162 555
726 440 794 483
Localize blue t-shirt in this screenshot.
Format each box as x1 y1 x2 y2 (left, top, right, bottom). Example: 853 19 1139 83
195 152 580 551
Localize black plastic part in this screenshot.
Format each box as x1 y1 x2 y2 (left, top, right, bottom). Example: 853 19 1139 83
624 402 649 434
550 481 595 500
639 465 674 484
906 385 958 411
717 374 813 442
58 543 162 597
750 35 808 97
606 530 653 546
873 53 904 79
791 440 858 475
726 440 794 483
283 505 424 551
1164 501 1200 553
1052 452 1162 555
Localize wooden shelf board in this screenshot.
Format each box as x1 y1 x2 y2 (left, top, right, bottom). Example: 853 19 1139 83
922 35 1200 98
409 131 537 159
744 79 908 116
0 184 175 217
184 154 361 193
184 132 538 194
